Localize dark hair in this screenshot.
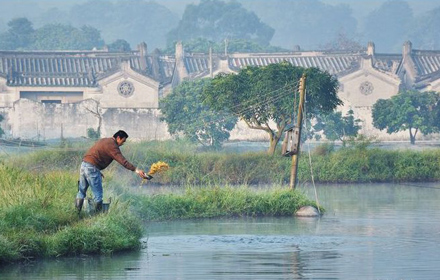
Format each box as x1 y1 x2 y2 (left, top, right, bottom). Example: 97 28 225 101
113 130 129 139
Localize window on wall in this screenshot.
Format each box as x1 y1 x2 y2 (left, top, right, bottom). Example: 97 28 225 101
20 91 83 103
41 100 62 104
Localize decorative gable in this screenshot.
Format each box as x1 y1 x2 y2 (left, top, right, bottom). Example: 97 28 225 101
95 61 160 109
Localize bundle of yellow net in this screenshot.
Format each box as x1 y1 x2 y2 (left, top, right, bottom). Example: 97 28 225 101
148 161 169 175
140 161 169 186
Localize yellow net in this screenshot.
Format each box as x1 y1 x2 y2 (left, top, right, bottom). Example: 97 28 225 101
140 161 169 187
148 161 169 175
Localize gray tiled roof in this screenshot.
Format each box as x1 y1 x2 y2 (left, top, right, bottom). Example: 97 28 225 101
227 54 362 76
4 46 440 89
412 51 440 77
0 51 173 87
372 54 402 74
184 56 210 74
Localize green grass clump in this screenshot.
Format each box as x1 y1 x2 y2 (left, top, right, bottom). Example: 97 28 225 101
0 165 142 264
4 148 85 173
8 140 440 185
304 146 440 183
123 186 318 221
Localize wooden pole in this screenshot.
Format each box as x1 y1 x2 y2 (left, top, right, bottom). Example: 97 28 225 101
290 74 306 189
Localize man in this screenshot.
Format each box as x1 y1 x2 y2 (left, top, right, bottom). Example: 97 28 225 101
75 130 148 213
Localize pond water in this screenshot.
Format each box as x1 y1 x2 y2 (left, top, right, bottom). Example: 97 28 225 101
2 183 440 279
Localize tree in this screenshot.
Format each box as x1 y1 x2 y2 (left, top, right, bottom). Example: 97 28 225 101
320 31 364 52
160 79 237 148
162 37 287 55
31 23 104 50
363 0 413 52
240 0 357 50
408 7 440 50
108 39 131 51
203 62 341 155
313 109 362 144
0 17 34 50
68 0 178 50
372 90 440 144
166 0 274 48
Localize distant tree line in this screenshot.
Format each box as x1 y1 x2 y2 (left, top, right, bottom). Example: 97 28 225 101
1 0 440 53
0 17 131 51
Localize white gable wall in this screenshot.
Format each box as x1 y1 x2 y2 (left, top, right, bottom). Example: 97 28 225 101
94 62 160 109
338 58 405 139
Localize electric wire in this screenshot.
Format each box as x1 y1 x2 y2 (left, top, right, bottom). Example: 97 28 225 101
0 79 301 156
190 80 301 130
303 86 321 214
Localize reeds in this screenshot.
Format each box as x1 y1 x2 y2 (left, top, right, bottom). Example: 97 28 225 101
0 165 142 264
121 185 318 221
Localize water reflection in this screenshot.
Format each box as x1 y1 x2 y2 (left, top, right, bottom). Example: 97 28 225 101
1 183 440 279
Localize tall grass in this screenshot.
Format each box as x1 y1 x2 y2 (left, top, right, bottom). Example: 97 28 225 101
3 140 440 263
116 185 318 221
7 140 440 185
0 165 142 264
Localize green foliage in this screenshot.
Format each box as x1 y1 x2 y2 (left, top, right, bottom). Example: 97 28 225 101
0 166 143 263
122 140 440 184
314 109 362 143
31 24 104 50
363 0 413 52
126 186 316 221
12 140 440 186
240 0 357 51
68 0 178 50
108 39 131 51
372 90 440 144
162 37 287 54
0 17 106 50
6 148 85 172
320 31 364 51
203 62 340 154
409 7 440 49
167 0 274 47
87 127 100 139
0 17 34 50
160 79 237 148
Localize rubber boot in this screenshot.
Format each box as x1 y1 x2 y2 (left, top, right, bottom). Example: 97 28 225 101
75 198 84 214
95 201 103 214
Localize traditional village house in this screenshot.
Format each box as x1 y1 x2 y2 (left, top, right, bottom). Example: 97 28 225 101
1 41 440 141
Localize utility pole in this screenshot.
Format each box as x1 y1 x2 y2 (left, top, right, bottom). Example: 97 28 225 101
290 74 306 189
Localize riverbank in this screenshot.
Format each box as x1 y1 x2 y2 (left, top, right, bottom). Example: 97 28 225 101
6 139 440 185
2 139 440 263
0 163 316 264
0 165 143 264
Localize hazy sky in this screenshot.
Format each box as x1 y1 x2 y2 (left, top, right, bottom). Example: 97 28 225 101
1 0 439 24
322 0 440 17
1 0 440 51
1 0 439 17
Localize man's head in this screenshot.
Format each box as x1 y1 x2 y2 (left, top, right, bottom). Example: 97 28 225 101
113 130 129 146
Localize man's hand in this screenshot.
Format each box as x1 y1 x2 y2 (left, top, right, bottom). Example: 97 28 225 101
135 168 153 180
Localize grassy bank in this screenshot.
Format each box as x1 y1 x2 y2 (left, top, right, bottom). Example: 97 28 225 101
116 185 318 221
0 165 142 264
0 143 317 263
5 140 440 185
2 139 439 263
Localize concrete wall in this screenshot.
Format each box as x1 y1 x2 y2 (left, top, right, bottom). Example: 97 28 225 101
101 107 169 140
4 98 171 140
